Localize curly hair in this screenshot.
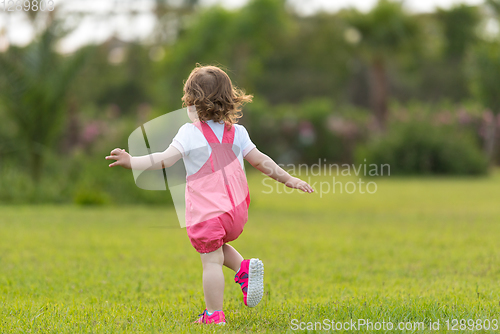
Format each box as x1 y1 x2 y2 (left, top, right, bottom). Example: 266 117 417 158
182 65 253 125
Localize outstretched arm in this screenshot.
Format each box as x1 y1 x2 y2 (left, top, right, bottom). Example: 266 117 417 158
105 145 182 170
244 148 314 193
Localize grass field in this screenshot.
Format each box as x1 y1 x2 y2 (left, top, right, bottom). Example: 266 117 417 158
1 171 500 333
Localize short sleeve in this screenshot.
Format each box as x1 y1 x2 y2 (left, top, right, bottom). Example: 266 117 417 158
169 123 190 157
236 124 256 157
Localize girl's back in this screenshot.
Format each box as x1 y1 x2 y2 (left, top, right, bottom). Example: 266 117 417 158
170 119 255 176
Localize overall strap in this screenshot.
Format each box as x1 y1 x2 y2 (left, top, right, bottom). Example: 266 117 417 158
193 121 220 143
222 122 235 144
194 121 235 144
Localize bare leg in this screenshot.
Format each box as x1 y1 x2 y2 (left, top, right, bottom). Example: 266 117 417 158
222 244 244 272
200 247 224 313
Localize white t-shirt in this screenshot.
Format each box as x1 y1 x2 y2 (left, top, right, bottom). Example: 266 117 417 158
169 120 256 176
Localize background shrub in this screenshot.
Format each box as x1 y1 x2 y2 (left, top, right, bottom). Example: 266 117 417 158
356 121 489 175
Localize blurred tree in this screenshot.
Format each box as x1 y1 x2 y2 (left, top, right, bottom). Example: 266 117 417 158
96 42 153 114
438 4 480 60
151 0 200 45
387 12 440 103
64 40 156 119
159 0 293 110
486 0 500 15
257 12 352 104
470 41 500 164
229 0 293 89
432 4 481 100
158 5 236 110
0 23 90 183
345 0 420 131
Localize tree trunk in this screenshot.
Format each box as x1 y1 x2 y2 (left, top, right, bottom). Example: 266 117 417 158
30 150 43 184
485 118 497 166
369 57 389 132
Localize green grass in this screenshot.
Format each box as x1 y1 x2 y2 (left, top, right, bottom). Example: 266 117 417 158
1 172 500 333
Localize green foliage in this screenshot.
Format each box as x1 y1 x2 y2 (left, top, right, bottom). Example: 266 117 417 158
344 0 422 129
0 149 174 206
487 0 500 15
170 6 235 66
161 0 295 107
356 121 488 175
244 98 370 164
96 44 153 114
257 13 352 103
73 186 110 206
160 6 239 110
0 162 70 204
345 0 420 57
236 0 291 53
469 41 500 114
0 22 91 182
70 150 174 206
2 0 500 206
414 4 481 102
437 4 480 60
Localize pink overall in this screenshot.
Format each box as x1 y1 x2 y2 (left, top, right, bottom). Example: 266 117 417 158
185 121 250 253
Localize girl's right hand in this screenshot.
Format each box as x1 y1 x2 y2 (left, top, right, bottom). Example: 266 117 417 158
285 177 314 193
105 148 132 169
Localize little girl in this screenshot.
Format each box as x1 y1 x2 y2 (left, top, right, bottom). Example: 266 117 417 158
105 65 314 325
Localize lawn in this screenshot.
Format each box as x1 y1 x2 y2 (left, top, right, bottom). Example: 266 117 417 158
1 171 500 333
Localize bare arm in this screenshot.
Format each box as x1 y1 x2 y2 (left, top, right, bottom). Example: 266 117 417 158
105 145 182 170
244 148 314 193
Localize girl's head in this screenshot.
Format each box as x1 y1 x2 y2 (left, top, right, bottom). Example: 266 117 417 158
182 65 253 124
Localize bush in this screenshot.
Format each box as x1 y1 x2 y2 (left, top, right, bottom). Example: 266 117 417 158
73 186 110 206
355 121 488 175
0 148 175 205
243 97 370 164
69 149 174 206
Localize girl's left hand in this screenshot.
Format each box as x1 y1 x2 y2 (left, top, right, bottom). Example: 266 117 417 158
105 148 132 169
285 177 315 193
